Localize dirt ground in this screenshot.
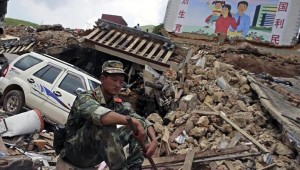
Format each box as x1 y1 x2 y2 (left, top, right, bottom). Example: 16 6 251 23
169 32 300 78
220 52 300 77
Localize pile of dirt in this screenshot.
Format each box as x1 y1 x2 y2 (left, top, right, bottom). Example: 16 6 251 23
166 31 300 78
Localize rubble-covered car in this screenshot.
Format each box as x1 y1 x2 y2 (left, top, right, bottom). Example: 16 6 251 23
0 52 101 125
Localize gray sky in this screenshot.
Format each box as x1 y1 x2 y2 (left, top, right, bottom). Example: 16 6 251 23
7 0 168 29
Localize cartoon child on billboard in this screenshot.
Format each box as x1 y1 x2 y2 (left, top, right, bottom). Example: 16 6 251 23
228 1 250 38
205 1 226 25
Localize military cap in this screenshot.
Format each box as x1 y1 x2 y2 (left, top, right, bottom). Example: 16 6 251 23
101 60 126 75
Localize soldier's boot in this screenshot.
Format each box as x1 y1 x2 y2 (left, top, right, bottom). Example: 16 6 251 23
129 164 142 170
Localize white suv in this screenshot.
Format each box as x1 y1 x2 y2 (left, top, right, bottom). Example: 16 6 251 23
0 52 101 125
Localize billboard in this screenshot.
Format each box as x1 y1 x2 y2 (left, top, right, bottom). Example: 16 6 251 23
163 0 300 45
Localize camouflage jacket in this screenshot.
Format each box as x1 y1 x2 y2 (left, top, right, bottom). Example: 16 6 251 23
65 86 151 141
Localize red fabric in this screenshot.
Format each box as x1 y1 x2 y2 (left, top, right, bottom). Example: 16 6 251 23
114 98 122 103
215 16 237 34
205 15 212 23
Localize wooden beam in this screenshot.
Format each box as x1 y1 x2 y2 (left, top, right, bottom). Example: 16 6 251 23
82 41 169 71
119 35 133 50
227 132 242 148
105 32 121 45
92 30 107 41
143 145 250 167
98 30 116 43
139 41 153 56
8 47 17 53
177 48 195 71
19 46 27 52
145 152 260 169
111 33 127 48
182 149 195 170
39 133 54 140
85 28 100 40
125 37 140 52
162 49 175 63
204 102 269 153
160 127 172 156
132 39 146 54
24 42 35 51
13 46 22 53
169 124 185 143
220 111 269 153
147 43 160 59
192 110 219 116
154 48 165 61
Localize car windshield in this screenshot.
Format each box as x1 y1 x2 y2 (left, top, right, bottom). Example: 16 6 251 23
88 79 101 90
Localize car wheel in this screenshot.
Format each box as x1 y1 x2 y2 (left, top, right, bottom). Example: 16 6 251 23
3 90 25 115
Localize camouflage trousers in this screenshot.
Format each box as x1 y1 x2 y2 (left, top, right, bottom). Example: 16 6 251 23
61 120 148 170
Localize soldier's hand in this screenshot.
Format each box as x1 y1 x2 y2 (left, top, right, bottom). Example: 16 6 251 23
131 118 146 142
145 140 158 157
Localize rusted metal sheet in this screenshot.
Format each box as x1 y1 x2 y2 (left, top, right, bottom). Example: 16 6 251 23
81 19 183 71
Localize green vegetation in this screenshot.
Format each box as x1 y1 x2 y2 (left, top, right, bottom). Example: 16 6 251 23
152 23 164 35
4 18 38 27
140 25 155 32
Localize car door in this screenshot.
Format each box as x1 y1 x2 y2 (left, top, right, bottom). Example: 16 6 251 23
43 71 87 125
25 63 64 111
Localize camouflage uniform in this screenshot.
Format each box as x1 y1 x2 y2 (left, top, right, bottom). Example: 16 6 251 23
0 0 8 31
61 86 151 169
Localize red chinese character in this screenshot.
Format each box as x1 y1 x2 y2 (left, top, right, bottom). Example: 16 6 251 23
175 24 182 32
178 10 186 18
182 0 189 4
271 35 280 44
274 19 285 28
278 2 289 12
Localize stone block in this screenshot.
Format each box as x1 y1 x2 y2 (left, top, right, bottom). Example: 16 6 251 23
178 94 198 112
195 116 210 127
189 127 207 137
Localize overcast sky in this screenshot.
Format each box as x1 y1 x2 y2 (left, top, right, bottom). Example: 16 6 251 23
6 0 168 29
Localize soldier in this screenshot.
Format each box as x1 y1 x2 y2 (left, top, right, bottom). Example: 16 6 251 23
59 60 158 170
0 0 9 36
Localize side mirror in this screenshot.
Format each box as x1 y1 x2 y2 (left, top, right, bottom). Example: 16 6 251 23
75 88 85 95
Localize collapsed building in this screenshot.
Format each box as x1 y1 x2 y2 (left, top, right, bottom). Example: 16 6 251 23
0 18 300 169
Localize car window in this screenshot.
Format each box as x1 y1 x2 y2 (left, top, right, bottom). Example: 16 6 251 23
34 65 62 84
14 55 42 71
59 73 86 95
88 79 101 90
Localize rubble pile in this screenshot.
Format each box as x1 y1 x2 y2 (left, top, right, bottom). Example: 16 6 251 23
5 25 82 54
0 127 57 169
1 24 300 169
145 50 299 169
